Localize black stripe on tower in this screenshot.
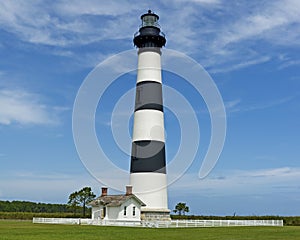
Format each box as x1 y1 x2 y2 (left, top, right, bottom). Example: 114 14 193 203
135 81 163 112
130 140 166 173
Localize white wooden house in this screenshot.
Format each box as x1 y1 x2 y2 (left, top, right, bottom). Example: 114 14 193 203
89 186 146 223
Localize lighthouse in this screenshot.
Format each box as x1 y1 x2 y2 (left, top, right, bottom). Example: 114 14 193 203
130 10 170 221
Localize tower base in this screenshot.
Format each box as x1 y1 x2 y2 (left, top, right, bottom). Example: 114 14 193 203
141 208 171 221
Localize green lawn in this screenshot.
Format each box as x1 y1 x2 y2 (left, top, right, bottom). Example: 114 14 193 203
1 220 300 240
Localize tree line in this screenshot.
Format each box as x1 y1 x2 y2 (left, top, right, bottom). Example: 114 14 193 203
0 187 96 216
0 200 74 213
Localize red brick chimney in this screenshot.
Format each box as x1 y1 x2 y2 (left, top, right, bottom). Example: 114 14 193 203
101 187 108 196
126 185 133 195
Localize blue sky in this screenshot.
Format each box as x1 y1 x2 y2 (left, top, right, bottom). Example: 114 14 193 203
0 0 300 216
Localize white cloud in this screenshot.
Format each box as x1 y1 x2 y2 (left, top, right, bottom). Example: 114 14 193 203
215 0 300 48
1 167 299 206
0 0 143 46
0 1 63 45
279 60 300 70
193 0 300 70
0 89 59 126
0 170 101 202
54 0 141 17
173 0 220 4
1 0 299 72
225 96 294 114
242 96 294 112
169 167 300 197
244 167 297 178
210 56 271 73
224 99 241 112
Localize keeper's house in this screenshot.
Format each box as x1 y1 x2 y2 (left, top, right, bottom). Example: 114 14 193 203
89 186 146 223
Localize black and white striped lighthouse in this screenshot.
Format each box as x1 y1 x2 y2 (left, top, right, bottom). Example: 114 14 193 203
130 10 170 220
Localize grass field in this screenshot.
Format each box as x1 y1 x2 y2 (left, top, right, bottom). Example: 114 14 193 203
1 220 300 240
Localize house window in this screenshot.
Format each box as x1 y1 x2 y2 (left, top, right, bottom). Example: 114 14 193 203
124 206 127 216
133 206 136 216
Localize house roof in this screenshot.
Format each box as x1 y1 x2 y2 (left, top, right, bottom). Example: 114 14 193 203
88 194 146 207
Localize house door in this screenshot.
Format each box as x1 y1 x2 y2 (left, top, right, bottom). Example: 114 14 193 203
101 207 106 219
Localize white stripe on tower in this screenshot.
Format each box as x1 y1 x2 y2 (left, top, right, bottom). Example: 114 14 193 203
130 10 169 214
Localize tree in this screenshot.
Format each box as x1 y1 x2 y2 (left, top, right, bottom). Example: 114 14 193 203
68 187 96 217
68 191 81 214
173 202 189 215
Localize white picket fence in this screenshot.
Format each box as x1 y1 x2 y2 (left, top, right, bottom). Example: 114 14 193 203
33 217 94 225
32 218 141 226
154 219 283 228
33 217 283 228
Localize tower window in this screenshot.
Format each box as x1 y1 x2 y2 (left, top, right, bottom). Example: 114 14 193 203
142 15 157 27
